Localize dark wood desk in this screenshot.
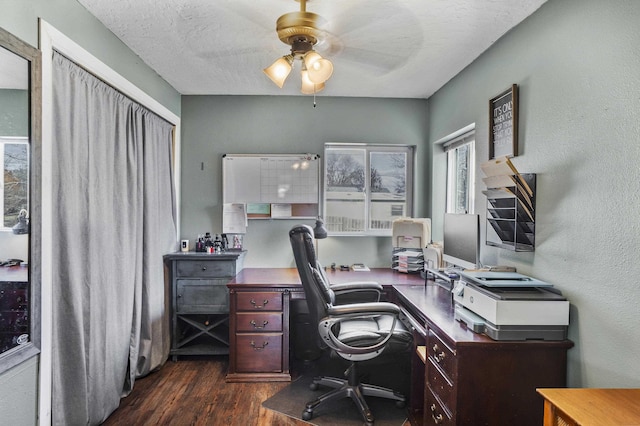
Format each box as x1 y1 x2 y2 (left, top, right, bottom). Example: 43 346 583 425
226 269 573 426
226 268 424 382
394 284 573 426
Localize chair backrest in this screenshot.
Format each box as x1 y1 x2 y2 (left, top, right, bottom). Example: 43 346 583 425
289 225 335 340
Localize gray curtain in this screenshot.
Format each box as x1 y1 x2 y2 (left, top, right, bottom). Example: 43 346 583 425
51 52 177 425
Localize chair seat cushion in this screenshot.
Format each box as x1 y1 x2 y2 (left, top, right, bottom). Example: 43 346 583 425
336 315 412 353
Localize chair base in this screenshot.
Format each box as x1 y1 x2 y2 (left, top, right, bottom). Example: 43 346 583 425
302 364 406 425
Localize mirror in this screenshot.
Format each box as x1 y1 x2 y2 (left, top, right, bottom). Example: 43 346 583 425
0 26 41 373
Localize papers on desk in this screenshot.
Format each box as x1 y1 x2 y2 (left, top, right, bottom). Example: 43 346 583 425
392 248 424 273
351 263 370 272
222 203 248 234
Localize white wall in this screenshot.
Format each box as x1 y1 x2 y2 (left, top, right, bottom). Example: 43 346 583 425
429 0 640 387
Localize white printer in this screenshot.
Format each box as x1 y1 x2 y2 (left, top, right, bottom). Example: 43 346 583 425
453 271 569 340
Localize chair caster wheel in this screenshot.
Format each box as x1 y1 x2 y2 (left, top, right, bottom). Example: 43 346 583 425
309 382 319 391
395 400 406 409
302 409 313 421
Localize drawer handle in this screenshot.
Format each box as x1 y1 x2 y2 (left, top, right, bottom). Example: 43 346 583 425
430 404 443 424
250 320 269 329
432 344 446 363
201 266 207 271
250 340 268 351
250 299 269 309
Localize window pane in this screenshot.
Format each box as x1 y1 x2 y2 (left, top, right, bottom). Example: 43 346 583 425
454 144 470 213
325 149 366 232
3 143 29 227
446 140 474 214
370 152 407 230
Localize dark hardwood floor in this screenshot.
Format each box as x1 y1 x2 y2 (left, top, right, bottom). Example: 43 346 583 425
101 356 300 426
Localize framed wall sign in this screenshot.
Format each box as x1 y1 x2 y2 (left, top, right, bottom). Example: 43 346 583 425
489 84 518 159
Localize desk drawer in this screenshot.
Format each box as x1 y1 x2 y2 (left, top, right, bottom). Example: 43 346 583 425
235 334 283 373
235 312 282 332
427 357 454 415
176 260 235 278
426 388 453 425
428 329 456 381
235 291 283 312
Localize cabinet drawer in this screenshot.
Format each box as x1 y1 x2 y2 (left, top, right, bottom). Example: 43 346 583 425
428 329 456 381
235 334 283 372
236 312 283 332
177 279 229 313
235 292 283 312
176 260 236 278
427 357 454 414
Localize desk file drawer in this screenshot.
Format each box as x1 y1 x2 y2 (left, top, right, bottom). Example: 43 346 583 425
235 334 283 373
235 292 283 312
175 260 236 278
235 312 282 332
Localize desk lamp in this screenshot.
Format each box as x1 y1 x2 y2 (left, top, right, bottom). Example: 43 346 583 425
313 217 327 262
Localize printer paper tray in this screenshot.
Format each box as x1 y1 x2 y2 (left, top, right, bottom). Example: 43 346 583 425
484 322 568 341
455 305 568 341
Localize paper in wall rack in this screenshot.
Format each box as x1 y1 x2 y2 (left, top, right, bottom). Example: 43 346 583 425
481 156 536 251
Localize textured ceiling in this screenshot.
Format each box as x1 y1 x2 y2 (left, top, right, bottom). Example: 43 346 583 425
76 0 547 98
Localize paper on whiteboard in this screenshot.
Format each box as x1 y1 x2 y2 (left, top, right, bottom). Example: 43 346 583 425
271 203 292 218
223 203 247 234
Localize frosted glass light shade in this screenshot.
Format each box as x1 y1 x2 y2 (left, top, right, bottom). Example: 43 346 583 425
263 56 293 88
301 69 325 94
304 51 333 84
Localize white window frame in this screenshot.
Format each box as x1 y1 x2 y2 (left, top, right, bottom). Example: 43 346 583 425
323 143 415 236
1 136 29 231
442 125 475 214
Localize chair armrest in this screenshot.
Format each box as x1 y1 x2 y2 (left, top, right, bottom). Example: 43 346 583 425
327 301 400 317
330 281 383 304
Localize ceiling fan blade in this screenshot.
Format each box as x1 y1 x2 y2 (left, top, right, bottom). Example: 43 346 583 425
317 0 423 74
336 46 411 75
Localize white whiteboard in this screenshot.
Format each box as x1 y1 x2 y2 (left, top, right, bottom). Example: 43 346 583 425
222 153 320 207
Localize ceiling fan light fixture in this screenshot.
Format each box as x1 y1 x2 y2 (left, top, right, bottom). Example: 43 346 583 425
304 51 333 84
301 68 325 94
265 0 334 95
263 55 294 88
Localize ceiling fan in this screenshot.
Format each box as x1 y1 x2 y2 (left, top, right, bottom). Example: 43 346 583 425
263 0 334 94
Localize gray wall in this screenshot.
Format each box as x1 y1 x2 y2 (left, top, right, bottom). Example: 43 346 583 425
429 0 640 388
0 89 28 136
180 95 429 268
0 1 181 423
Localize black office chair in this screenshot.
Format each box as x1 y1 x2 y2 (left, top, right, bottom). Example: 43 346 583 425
289 224 413 425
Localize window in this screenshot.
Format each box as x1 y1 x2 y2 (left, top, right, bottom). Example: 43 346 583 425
324 143 415 235
444 127 475 214
1 137 29 229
